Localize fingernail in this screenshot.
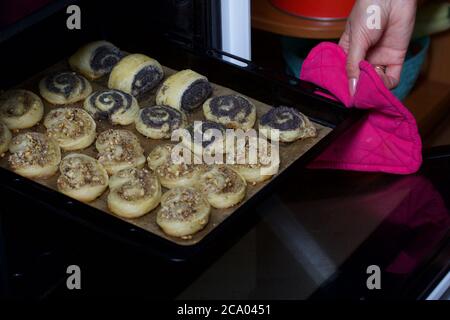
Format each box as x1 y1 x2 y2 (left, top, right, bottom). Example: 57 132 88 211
349 78 358 96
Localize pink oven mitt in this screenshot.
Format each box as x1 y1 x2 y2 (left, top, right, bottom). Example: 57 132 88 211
300 42 422 174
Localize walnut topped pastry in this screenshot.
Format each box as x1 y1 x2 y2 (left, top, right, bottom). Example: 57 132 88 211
196 165 246 209
44 107 96 151
8 132 61 178
232 137 280 184
39 71 92 105
108 167 162 218
0 89 44 130
0 122 12 155
96 129 146 175
147 144 200 189
157 187 211 238
69 41 124 80
57 153 109 202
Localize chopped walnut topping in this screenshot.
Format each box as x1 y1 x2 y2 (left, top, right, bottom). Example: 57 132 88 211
199 166 242 194
160 188 205 221
46 108 93 141
114 168 158 201
97 130 144 165
57 155 106 190
8 133 56 168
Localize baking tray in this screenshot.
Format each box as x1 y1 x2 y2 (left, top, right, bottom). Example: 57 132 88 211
0 57 332 246
0 3 359 260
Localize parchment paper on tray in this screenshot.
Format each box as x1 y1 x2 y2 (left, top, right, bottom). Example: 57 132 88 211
0 61 332 246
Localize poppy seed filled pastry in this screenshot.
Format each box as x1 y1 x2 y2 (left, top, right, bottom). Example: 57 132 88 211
108 168 162 219
57 153 109 202
0 122 12 155
259 106 316 142
44 107 96 151
0 90 44 130
147 144 200 189
96 129 146 175
203 95 256 130
157 187 211 239
39 71 92 105
196 165 246 209
8 132 61 179
84 89 139 125
182 121 227 156
69 41 124 80
108 53 164 97
156 69 212 112
135 105 186 139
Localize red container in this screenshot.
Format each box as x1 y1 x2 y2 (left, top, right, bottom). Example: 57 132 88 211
270 0 355 20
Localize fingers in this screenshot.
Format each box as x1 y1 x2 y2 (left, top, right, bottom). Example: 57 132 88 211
385 64 402 89
373 65 401 89
346 29 370 96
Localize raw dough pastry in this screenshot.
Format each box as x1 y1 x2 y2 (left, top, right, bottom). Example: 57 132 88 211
96 129 146 175
57 153 109 202
196 165 246 209
135 105 186 139
108 167 162 218
156 69 212 112
0 89 44 129
157 187 211 238
147 144 200 189
84 89 139 125
44 107 96 151
39 71 92 105
203 95 256 130
0 122 12 155
8 132 61 178
69 41 123 80
108 53 164 97
259 106 316 142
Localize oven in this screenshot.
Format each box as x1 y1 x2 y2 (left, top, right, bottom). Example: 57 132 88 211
0 0 375 299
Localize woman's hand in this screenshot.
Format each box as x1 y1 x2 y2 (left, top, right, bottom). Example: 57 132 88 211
339 0 417 94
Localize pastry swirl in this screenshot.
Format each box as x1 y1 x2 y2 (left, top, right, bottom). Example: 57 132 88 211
232 137 280 184
182 121 226 156
96 129 146 175
0 89 44 129
203 95 256 130
0 122 12 155
135 105 186 139
44 107 96 151
57 153 109 202
108 168 162 218
196 165 246 209
108 54 164 97
69 41 124 80
84 89 139 125
39 71 92 105
147 144 200 189
259 106 316 142
8 132 61 178
156 69 212 112
157 187 211 238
